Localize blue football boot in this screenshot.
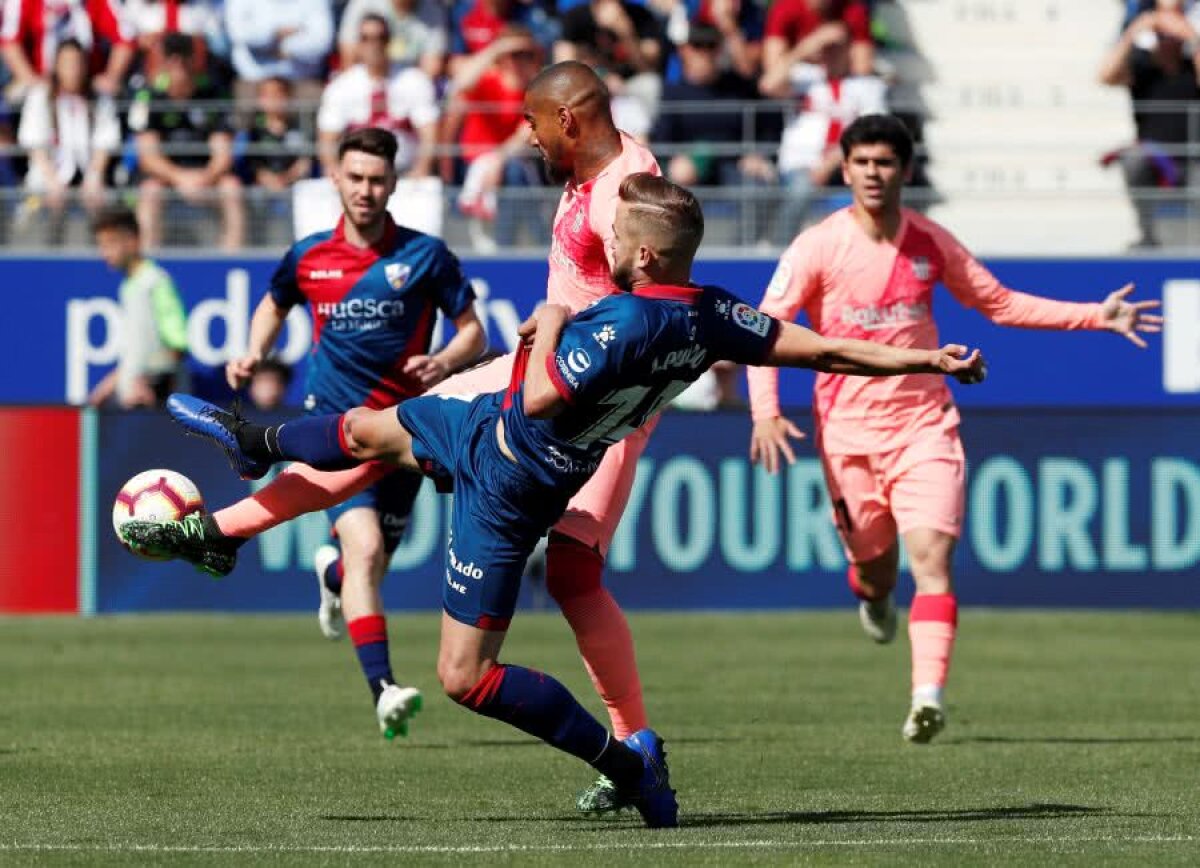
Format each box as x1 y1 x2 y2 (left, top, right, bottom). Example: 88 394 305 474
622 729 678 829
167 394 271 480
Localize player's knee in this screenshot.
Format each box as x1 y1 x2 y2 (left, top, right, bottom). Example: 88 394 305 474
341 409 384 459
544 533 604 604
340 539 388 583
438 658 491 703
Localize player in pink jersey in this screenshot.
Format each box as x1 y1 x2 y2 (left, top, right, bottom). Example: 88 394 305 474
747 114 1163 744
178 62 664 811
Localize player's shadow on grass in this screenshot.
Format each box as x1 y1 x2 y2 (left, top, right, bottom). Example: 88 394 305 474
402 736 738 751
679 803 1115 829
957 735 1200 745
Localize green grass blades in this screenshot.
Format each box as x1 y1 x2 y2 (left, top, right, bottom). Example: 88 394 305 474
1 611 1198 865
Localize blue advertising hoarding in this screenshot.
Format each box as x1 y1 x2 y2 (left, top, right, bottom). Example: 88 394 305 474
1 256 1196 408
93 408 1200 613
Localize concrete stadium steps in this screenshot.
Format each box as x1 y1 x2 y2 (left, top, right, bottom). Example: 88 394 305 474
927 195 1140 254
882 0 1140 252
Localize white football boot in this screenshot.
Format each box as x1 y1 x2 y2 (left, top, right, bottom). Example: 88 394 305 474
313 544 345 641
902 687 946 744
376 683 423 740
858 594 898 644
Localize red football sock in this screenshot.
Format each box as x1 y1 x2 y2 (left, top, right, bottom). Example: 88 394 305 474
545 533 647 740
213 462 389 538
909 593 958 694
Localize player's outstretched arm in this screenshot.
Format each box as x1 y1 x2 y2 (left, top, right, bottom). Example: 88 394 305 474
766 321 987 383
1099 283 1164 349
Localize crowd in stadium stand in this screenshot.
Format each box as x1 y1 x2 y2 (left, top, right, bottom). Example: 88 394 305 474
0 0 899 249
1104 0 1200 249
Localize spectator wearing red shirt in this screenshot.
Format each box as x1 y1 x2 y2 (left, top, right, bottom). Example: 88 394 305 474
0 0 137 100
446 25 546 249
448 0 557 75
761 0 874 89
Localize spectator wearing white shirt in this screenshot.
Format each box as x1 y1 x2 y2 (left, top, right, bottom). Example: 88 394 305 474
337 0 448 79
760 22 885 244
17 39 120 242
317 14 438 178
0 0 137 101
225 0 333 108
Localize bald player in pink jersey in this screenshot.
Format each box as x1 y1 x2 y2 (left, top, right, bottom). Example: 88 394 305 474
747 114 1163 744
185 62 662 810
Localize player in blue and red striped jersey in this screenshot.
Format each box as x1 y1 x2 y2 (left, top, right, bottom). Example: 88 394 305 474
124 174 984 823
218 127 486 738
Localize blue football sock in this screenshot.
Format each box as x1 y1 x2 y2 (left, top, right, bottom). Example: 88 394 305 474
268 414 361 470
322 557 343 595
348 615 394 703
460 663 641 786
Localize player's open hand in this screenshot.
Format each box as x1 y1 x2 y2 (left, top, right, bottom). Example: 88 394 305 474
403 354 449 387
225 355 261 390
935 344 987 384
1100 283 1163 349
749 416 807 475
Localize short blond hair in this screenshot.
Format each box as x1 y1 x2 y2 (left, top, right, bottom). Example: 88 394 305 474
617 173 704 265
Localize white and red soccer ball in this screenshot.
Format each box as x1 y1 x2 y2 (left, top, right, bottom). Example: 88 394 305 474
112 470 204 559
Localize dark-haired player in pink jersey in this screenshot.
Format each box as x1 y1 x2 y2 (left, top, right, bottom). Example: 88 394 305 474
747 114 1163 744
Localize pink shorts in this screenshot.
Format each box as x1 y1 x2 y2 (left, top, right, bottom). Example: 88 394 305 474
429 351 653 556
821 425 965 564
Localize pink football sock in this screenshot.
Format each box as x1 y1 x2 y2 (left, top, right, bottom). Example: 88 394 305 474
908 593 958 695
546 533 647 740
213 462 389 538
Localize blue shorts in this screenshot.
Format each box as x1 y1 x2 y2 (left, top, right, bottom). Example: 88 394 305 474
398 393 572 630
325 468 423 554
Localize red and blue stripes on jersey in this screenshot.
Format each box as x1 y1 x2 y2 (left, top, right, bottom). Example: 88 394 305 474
270 216 475 415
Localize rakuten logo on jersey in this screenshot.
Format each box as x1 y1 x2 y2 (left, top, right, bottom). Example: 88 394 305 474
840 300 929 331
315 298 406 332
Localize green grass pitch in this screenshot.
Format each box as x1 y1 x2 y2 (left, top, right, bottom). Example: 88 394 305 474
2 611 1198 865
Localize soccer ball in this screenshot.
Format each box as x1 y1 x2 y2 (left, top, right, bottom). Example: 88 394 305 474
113 470 205 558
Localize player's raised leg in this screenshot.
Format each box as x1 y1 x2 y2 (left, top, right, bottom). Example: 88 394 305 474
849 547 900 645
822 452 900 644
167 396 417 473
120 403 418 568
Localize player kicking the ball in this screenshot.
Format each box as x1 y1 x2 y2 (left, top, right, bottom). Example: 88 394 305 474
152 61 672 813
747 114 1163 744
122 173 986 825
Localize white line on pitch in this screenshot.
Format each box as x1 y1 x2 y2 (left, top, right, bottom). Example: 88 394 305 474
0 836 1195 854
